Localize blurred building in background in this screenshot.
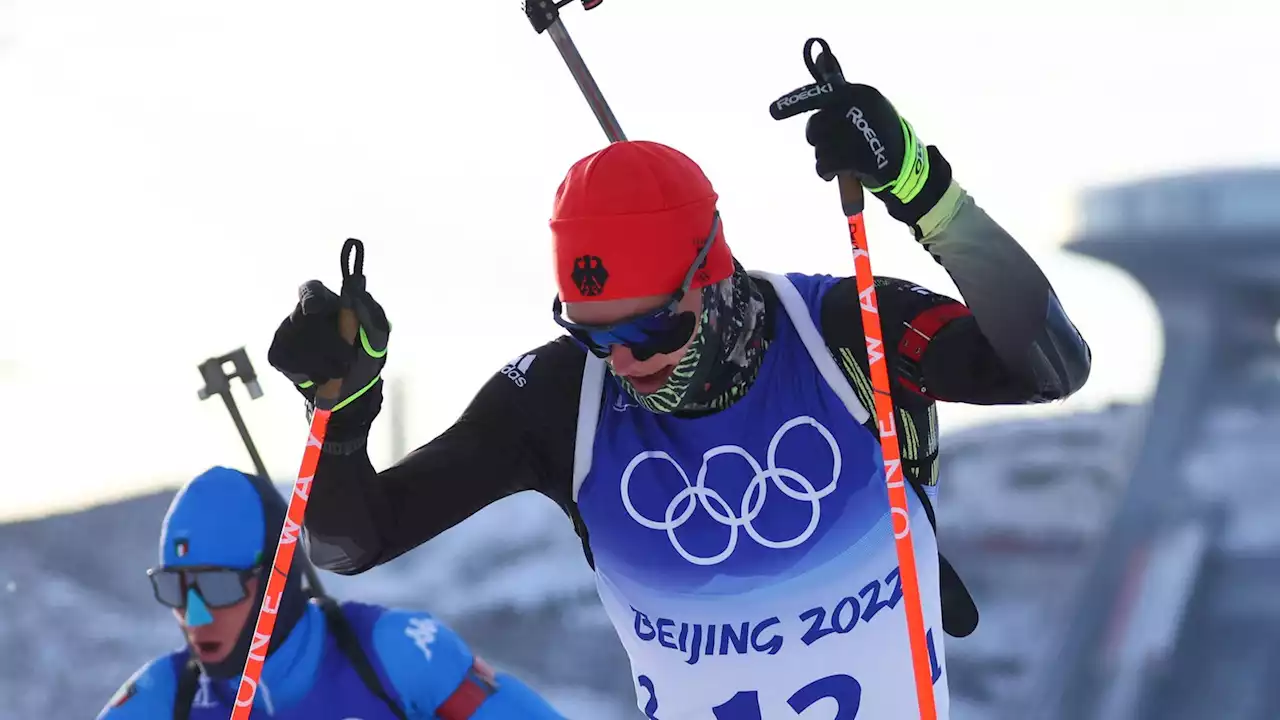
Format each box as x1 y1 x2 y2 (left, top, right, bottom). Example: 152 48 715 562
1007 168 1280 719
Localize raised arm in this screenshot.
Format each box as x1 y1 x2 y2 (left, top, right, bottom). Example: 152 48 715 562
819 185 1092 407
267 274 585 575
909 181 1092 404
785 73 1090 405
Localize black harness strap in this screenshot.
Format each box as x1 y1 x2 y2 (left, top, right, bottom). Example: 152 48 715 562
173 658 201 720
317 597 410 720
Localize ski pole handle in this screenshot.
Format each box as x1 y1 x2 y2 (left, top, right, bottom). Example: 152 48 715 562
803 38 866 218
315 238 365 406
524 0 625 143
315 309 358 402
195 346 331 600
196 348 270 478
835 172 865 219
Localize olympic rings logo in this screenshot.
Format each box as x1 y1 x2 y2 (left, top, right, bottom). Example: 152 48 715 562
620 416 842 566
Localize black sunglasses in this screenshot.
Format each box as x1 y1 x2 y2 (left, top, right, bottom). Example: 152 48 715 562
552 212 721 361
147 565 260 610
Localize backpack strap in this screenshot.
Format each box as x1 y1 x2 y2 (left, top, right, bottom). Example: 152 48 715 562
317 597 410 720
567 353 607 568
572 353 608 503
173 657 200 720
320 598 499 720
751 271 872 424
753 270 979 639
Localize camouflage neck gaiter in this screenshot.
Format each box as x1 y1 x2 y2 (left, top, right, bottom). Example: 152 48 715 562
617 263 769 415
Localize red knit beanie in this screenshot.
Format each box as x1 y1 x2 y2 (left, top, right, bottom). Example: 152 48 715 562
550 140 734 303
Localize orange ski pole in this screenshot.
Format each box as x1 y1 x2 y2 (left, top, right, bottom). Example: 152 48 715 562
808 38 939 720
230 239 363 719
841 178 938 720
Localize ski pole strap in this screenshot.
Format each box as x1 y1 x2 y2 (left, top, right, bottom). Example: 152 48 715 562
435 658 500 720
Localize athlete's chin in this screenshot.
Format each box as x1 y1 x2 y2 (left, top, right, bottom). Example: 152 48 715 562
626 366 675 395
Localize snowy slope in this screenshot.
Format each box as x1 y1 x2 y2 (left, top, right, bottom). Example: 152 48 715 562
0 405 1146 720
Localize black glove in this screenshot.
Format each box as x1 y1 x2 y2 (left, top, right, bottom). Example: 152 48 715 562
774 79 953 230
267 279 390 453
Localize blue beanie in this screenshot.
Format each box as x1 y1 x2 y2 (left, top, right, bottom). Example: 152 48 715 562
160 466 267 570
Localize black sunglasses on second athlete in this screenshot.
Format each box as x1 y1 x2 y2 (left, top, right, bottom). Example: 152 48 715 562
147 565 261 609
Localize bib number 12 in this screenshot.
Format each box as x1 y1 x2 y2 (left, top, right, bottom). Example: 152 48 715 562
715 674 862 719
639 673 862 720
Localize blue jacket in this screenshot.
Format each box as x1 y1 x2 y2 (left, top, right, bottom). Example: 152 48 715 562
98 600 565 719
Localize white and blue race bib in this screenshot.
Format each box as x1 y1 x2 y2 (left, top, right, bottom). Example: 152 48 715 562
573 272 949 720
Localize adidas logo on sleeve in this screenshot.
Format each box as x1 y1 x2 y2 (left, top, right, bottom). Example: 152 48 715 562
501 354 536 387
